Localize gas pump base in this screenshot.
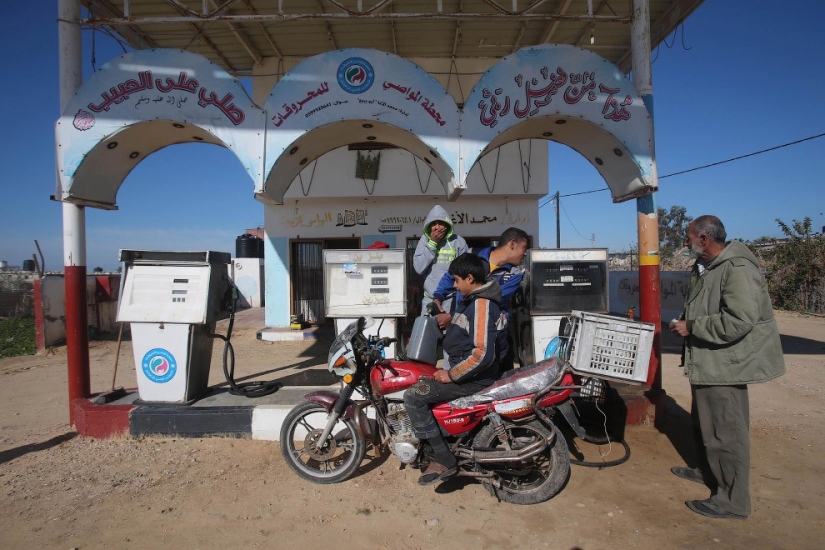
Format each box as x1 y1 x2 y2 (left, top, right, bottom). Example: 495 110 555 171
612 384 668 426
70 385 331 439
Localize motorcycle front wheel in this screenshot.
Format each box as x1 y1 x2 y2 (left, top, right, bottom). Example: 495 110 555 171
279 401 366 484
473 419 570 505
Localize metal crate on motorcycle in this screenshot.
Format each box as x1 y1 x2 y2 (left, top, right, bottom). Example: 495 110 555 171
564 311 654 385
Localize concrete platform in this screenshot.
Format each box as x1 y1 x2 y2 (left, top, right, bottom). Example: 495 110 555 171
74 384 341 440
71 307 669 440
257 324 330 342
72 307 342 439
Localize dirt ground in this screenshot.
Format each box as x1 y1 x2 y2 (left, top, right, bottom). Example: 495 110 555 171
1 310 823 549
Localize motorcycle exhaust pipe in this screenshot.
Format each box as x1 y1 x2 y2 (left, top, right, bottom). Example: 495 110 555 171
457 433 554 464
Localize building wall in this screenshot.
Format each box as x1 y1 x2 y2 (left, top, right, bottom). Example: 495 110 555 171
608 270 690 322
264 193 541 327
281 140 547 200
34 274 121 350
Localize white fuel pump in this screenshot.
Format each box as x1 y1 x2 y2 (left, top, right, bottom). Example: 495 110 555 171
322 248 407 358
116 250 233 404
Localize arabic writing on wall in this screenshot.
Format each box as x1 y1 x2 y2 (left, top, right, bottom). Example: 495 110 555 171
380 215 427 225
449 211 499 225
271 82 334 127
381 81 447 126
357 98 409 117
478 66 632 128
84 71 246 126
283 209 368 228
337 210 368 227
618 277 689 308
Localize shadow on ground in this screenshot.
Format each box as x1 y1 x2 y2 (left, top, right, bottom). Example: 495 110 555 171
655 396 699 468
0 432 78 465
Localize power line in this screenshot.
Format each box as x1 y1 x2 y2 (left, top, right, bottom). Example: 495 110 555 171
659 132 825 179
544 131 825 201
560 201 588 241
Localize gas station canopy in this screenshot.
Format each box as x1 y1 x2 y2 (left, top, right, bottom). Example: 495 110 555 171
80 0 704 75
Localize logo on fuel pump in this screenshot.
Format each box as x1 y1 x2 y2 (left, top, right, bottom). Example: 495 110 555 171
142 348 178 383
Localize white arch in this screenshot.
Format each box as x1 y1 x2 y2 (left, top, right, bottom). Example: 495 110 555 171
261 49 461 205
55 49 265 208
462 44 656 202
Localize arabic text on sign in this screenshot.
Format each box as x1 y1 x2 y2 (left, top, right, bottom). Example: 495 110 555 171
86 69 246 125
477 66 633 128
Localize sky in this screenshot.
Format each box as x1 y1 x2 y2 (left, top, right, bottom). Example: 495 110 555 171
1 2 824 271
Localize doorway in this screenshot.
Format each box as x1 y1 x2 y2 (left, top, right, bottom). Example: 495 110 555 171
290 237 360 324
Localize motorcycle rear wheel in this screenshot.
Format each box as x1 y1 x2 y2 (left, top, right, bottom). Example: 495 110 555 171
279 401 366 484
473 419 570 505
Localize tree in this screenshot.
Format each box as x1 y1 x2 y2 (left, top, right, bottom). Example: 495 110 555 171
93 267 104 273
752 217 825 313
658 206 693 270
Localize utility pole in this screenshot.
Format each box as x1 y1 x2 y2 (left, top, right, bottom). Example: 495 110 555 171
554 190 560 248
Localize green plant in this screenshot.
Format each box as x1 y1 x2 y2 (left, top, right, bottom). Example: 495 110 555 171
0 317 36 358
751 217 825 313
658 205 694 270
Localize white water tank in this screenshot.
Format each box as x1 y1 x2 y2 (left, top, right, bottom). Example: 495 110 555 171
0 260 7 269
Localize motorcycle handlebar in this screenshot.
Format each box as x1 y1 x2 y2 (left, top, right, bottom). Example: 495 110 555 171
368 336 397 347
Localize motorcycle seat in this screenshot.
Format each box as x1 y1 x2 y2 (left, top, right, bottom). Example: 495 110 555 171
448 357 566 409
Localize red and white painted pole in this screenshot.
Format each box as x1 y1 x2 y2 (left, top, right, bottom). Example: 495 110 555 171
59 0 91 424
631 0 663 391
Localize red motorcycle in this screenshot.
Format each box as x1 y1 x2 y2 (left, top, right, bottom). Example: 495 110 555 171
280 317 601 505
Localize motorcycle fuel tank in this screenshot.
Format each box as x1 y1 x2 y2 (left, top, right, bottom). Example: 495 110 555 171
370 359 438 397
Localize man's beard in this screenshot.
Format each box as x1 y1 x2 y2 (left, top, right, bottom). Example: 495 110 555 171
689 242 704 258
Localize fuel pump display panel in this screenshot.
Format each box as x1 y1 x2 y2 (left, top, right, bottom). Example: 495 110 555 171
526 249 609 315
530 262 607 314
323 249 406 317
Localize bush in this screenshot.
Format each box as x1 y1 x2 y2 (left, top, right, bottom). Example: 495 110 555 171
0 317 36 358
751 217 825 314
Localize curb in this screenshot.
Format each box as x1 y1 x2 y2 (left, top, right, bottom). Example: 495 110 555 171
72 397 298 441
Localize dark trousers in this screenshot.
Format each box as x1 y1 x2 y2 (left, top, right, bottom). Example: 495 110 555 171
404 379 487 440
692 384 751 516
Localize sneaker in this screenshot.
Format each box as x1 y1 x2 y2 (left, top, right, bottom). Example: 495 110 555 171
686 498 748 520
417 461 458 486
671 466 705 485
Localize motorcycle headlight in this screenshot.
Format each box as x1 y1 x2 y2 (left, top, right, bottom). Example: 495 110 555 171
329 347 356 377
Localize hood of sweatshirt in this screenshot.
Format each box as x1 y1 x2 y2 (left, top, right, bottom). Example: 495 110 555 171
707 240 761 271
423 205 454 240
463 278 502 305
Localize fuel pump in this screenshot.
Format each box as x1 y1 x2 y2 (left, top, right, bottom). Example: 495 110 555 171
116 250 234 404
513 248 609 366
322 248 407 357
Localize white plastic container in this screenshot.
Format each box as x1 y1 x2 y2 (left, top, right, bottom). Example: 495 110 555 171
566 310 655 385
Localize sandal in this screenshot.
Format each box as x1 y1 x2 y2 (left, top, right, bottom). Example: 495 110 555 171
418 461 458 486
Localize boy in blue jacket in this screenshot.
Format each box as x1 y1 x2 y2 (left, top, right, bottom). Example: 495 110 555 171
431 227 528 369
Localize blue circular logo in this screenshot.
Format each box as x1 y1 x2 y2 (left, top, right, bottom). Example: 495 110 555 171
337 57 374 94
142 348 178 384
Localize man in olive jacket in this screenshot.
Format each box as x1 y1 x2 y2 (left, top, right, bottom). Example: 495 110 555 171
669 215 784 520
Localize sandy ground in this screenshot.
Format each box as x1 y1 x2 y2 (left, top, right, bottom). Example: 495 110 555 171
1 310 823 549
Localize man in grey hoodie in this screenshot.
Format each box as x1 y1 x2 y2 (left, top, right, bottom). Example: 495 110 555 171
413 205 468 315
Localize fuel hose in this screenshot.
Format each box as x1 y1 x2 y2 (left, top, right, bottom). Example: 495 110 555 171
211 287 282 398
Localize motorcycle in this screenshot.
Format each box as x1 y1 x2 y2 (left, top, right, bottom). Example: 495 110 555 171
279 316 605 505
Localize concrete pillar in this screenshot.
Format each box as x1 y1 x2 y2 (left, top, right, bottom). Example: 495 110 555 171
59 0 90 423
615 0 666 426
